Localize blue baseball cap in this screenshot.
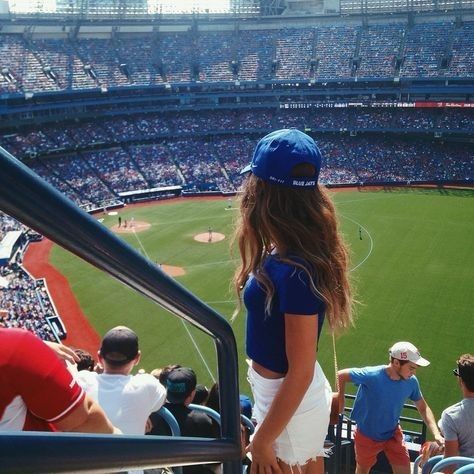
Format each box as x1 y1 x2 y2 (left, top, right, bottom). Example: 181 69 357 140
240 128 322 188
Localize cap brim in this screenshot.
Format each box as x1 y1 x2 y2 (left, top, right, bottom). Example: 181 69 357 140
103 355 133 366
415 357 430 367
240 164 252 175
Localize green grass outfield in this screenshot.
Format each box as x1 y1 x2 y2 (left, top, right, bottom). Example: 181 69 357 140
51 187 474 424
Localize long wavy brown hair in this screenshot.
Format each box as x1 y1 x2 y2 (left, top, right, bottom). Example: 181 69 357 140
233 172 354 332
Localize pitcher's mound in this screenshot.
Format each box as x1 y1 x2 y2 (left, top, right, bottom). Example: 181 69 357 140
112 221 151 233
160 264 186 277
194 232 225 243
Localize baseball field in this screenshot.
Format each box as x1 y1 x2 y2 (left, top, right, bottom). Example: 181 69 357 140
47 187 474 423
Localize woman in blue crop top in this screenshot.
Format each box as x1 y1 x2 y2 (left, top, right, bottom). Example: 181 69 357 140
234 129 354 474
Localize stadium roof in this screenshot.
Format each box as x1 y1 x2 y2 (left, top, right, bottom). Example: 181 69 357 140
4 0 474 17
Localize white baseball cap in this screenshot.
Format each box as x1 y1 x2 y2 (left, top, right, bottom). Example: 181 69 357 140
389 341 430 367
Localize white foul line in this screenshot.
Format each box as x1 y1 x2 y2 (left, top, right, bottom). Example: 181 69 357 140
340 214 374 272
131 228 216 383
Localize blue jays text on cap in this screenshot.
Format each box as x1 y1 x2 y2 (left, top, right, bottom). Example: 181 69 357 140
240 128 322 188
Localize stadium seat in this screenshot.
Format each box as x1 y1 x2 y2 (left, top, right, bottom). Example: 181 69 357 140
453 463 474 474
156 406 181 436
431 457 474 473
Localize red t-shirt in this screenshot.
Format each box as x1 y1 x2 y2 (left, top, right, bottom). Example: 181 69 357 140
0 328 85 431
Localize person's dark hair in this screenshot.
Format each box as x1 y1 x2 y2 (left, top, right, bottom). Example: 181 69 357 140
206 382 220 413
457 354 474 392
154 363 182 385
74 348 95 371
233 173 353 332
192 384 209 405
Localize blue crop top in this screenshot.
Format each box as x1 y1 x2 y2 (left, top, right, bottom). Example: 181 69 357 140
244 254 325 373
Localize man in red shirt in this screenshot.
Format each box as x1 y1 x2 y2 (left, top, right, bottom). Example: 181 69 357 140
0 327 117 433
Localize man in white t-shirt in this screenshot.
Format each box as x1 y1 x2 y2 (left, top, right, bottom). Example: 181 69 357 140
77 326 166 434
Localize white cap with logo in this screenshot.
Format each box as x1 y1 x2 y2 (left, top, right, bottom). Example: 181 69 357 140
389 341 430 367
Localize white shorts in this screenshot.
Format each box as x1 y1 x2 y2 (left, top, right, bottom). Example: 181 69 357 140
247 362 332 466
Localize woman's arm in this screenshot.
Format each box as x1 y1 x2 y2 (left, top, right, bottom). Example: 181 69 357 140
248 313 319 474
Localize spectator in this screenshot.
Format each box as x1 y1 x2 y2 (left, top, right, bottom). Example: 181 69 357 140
233 129 353 473
192 384 209 405
76 326 166 434
205 382 253 421
151 363 182 385
0 327 117 434
337 341 444 474
438 353 474 468
148 367 219 474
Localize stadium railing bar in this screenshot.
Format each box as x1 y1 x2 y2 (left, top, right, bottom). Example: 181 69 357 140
0 145 242 474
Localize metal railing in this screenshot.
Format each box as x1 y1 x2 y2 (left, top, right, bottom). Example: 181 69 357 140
0 145 242 474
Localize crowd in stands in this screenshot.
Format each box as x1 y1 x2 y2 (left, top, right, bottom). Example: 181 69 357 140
31 39 98 90
2 107 472 160
0 211 25 240
114 37 165 87
0 107 471 210
450 22 474 77
400 22 453 77
198 32 236 83
1 20 473 94
357 23 405 78
160 32 194 83
128 144 185 189
81 148 149 193
28 158 94 209
0 212 60 342
73 38 132 88
0 266 58 341
315 25 359 79
275 28 315 81
237 29 276 81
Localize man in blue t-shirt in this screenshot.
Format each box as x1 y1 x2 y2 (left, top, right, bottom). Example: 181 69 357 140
338 341 444 474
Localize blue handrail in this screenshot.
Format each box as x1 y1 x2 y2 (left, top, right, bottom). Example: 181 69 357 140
0 145 242 474
413 454 444 474
189 404 222 426
453 463 474 474
155 407 183 474
431 457 474 473
188 404 255 435
240 414 255 435
157 407 182 437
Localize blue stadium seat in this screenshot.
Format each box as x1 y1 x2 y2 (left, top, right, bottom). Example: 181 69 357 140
431 457 474 473
453 463 474 474
419 455 444 474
